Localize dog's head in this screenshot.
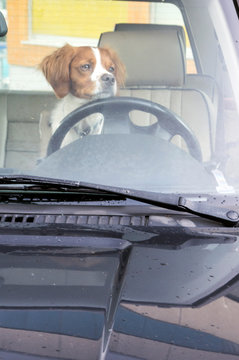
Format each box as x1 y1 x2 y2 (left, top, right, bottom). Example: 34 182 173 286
39 44 126 99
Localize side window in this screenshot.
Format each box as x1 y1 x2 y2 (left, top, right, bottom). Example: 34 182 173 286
150 3 196 74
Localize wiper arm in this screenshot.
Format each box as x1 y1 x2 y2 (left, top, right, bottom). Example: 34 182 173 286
0 175 238 226
100 184 239 226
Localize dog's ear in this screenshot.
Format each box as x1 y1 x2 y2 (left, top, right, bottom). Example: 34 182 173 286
103 47 126 89
39 44 76 98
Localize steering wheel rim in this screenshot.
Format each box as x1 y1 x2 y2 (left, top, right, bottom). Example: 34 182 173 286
47 96 202 161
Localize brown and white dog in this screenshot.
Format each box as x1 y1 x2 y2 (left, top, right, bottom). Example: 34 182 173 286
39 44 125 148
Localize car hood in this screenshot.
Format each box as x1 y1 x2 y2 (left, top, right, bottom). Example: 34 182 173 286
0 221 238 360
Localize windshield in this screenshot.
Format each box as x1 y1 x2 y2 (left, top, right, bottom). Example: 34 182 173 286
0 0 239 194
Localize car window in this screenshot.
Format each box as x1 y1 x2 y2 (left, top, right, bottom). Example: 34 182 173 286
0 0 238 195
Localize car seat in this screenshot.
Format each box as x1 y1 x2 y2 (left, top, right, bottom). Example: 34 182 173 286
114 23 219 106
98 28 218 162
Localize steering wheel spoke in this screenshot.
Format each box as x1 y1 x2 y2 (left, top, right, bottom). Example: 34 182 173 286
102 104 131 134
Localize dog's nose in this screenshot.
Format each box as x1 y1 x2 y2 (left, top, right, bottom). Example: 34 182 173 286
101 73 115 86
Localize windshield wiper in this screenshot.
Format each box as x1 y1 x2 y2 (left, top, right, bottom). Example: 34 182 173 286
0 174 238 226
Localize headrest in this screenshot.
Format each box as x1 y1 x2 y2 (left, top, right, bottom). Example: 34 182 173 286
114 23 186 51
98 27 186 87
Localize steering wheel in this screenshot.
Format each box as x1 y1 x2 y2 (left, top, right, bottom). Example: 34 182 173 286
47 96 202 161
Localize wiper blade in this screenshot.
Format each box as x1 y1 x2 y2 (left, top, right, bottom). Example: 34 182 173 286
0 175 121 195
0 175 238 225
0 175 90 189
0 175 125 202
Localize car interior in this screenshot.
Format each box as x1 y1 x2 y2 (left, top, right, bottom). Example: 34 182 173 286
0 0 238 189
1 28 216 167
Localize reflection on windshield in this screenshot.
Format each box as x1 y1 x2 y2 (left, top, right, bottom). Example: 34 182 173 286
0 0 238 194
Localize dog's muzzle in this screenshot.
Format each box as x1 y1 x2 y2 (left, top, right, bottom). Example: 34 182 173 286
101 73 115 88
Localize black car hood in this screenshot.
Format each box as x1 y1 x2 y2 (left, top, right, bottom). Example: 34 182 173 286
0 219 238 359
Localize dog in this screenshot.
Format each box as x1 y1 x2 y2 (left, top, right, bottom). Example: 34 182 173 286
39 44 125 150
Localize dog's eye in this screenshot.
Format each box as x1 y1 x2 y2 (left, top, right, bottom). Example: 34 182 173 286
108 66 115 73
81 64 91 71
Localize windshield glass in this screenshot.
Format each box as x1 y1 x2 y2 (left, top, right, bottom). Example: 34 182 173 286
0 0 239 194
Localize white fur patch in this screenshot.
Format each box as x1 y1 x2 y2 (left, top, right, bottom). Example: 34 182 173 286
91 47 108 81
91 47 117 95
